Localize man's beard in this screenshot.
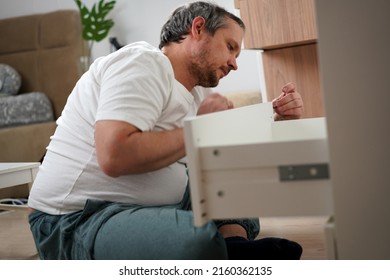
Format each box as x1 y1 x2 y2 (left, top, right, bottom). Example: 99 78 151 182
189 49 220 88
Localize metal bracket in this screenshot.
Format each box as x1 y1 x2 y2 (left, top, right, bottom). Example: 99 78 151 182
279 164 330 181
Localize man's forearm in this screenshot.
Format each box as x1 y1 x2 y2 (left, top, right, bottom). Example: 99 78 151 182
95 121 185 177
119 128 186 175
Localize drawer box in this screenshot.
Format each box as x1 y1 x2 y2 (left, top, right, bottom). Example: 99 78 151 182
184 103 333 226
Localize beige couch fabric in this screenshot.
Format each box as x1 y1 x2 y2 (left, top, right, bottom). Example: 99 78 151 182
0 10 82 162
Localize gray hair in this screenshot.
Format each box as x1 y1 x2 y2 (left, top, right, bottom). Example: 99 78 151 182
159 1 245 49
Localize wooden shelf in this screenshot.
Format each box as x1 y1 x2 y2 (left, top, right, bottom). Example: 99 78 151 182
262 44 324 118
238 0 317 49
237 0 324 118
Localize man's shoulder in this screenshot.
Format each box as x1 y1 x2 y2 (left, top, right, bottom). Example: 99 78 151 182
119 41 170 67
123 41 158 51
94 41 170 74
121 41 163 57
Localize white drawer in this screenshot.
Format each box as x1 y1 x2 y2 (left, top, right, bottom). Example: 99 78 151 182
184 103 333 226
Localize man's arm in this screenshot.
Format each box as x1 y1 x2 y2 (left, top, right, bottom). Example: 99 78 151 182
95 93 232 177
95 121 185 177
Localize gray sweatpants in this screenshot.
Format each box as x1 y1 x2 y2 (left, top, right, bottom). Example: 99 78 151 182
29 188 259 259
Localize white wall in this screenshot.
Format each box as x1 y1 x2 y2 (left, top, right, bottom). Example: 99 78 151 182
316 0 390 259
0 0 265 97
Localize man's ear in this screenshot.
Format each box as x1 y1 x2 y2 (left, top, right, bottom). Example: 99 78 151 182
191 16 206 39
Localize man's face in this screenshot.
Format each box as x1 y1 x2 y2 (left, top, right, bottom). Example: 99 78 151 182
189 18 244 88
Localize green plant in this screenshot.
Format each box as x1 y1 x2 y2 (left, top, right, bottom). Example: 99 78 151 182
74 0 116 43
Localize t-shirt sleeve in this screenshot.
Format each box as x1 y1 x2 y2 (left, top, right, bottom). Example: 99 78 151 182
95 50 173 131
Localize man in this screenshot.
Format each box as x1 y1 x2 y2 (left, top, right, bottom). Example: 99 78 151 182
28 1 303 259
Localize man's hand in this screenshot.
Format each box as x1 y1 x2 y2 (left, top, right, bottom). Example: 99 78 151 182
197 93 234 115
272 82 304 121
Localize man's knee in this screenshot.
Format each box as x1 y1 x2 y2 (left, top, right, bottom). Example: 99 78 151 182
180 222 228 259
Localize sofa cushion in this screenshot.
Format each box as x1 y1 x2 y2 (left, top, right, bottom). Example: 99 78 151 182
0 91 54 127
0 63 21 95
0 10 83 118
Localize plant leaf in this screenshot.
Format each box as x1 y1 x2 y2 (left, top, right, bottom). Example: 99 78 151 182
74 0 116 42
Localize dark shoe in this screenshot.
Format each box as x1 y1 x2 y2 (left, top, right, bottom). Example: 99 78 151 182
225 236 303 260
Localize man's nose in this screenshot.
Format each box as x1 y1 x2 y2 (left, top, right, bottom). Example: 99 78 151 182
228 56 238 71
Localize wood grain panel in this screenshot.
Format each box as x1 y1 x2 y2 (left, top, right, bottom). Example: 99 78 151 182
262 44 325 118
258 216 329 260
239 0 318 49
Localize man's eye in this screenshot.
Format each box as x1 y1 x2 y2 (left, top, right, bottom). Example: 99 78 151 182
227 44 233 51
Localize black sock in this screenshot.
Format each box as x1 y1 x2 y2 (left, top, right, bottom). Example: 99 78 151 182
225 236 303 260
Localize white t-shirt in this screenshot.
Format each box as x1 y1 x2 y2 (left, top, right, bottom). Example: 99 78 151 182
28 42 209 215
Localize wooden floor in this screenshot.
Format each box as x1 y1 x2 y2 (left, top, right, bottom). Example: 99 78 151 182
0 210 38 260
0 210 330 260
258 216 330 260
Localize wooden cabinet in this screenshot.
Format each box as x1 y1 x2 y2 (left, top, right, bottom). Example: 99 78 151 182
236 0 325 118
262 43 324 117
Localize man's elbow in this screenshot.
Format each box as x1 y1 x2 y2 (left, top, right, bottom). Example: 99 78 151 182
96 150 131 177
98 158 123 177
97 154 141 177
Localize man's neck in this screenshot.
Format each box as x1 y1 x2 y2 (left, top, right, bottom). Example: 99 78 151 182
161 45 196 92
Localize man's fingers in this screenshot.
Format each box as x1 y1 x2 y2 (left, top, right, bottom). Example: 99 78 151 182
274 91 301 107
227 99 234 109
274 96 303 114
282 82 296 94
